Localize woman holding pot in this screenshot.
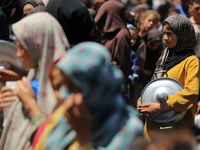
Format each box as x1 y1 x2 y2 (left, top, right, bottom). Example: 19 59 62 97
137 14 200 141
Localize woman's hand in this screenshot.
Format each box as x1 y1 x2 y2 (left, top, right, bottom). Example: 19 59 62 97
137 100 172 121
0 86 17 111
62 93 92 146
15 77 35 106
137 102 162 121
14 77 41 119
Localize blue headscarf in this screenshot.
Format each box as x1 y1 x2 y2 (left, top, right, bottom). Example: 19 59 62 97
44 42 143 149
57 42 128 145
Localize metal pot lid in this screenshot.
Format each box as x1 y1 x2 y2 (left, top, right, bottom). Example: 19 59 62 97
0 40 24 69
141 77 185 123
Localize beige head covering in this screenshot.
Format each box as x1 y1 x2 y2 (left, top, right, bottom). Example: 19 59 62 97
0 12 69 150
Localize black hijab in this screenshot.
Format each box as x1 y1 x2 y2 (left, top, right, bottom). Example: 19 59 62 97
45 0 93 46
0 9 9 41
156 14 196 72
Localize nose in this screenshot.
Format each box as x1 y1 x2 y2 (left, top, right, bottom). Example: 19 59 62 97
149 21 154 26
163 34 168 41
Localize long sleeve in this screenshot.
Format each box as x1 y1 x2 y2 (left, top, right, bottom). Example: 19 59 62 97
109 29 131 86
29 114 47 140
167 55 200 112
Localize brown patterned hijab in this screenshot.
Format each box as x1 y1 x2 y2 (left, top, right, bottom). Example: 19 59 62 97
155 14 196 73
163 14 196 53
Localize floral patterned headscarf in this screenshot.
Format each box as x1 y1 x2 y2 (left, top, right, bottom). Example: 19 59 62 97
0 12 69 150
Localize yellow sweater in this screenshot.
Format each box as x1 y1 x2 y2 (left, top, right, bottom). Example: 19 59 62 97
139 55 200 140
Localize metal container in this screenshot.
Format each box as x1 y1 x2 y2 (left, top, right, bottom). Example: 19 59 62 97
141 77 186 128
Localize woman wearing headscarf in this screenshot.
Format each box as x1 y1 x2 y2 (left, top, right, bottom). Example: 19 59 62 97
17 42 143 149
137 14 200 141
0 12 69 150
94 0 131 87
21 0 44 17
45 0 93 47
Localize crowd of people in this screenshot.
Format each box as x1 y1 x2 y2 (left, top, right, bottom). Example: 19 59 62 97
0 0 200 149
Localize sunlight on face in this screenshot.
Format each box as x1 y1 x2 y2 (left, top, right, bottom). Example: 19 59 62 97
16 39 35 70
163 24 177 49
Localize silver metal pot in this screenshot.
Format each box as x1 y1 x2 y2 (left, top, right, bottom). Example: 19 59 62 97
141 77 186 129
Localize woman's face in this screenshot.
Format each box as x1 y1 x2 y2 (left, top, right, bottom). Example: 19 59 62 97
50 66 64 105
50 66 82 105
129 29 138 47
23 4 34 16
142 14 158 32
16 40 35 70
163 25 177 48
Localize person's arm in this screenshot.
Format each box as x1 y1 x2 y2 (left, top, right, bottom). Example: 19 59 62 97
136 42 146 71
137 57 200 120
196 102 200 115
168 57 200 112
0 86 17 110
0 69 24 84
110 32 131 86
14 77 46 141
14 77 42 119
137 100 172 121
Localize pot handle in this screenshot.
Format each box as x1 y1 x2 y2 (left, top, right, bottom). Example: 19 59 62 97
154 70 168 78
160 122 173 130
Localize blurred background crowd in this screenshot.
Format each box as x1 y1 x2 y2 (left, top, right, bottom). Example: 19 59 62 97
0 0 200 150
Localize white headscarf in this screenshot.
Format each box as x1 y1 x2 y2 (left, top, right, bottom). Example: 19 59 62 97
0 12 69 150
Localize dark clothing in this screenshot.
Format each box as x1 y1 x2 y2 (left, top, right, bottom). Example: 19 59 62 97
140 29 163 87
131 35 146 71
0 0 18 23
0 9 9 41
156 14 196 73
95 1 131 86
141 45 163 86
45 0 93 46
